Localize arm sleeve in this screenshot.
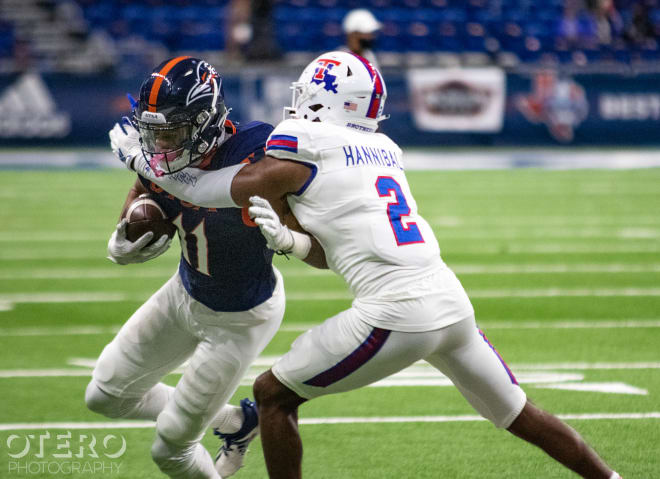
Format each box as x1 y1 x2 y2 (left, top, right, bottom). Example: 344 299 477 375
133 156 246 208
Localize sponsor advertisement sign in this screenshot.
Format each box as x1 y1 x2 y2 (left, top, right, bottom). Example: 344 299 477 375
406 68 505 132
1 69 660 147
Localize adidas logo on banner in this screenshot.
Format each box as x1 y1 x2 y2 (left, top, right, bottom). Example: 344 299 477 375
0 73 71 139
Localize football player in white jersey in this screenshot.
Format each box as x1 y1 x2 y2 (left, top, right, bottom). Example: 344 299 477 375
115 51 621 479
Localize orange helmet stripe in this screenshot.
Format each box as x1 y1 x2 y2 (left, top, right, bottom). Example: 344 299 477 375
148 56 191 112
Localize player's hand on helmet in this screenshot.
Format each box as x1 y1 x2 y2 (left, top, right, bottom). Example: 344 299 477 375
248 196 294 254
107 218 172 265
109 117 146 173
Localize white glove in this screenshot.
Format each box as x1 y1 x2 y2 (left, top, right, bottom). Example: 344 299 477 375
248 196 311 259
107 218 172 265
248 196 294 252
109 117 144 172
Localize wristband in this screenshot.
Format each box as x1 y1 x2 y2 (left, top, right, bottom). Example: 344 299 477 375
289 230 312 260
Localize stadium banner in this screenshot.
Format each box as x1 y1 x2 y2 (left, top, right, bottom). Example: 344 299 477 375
2 69 660 147
406 68 505 132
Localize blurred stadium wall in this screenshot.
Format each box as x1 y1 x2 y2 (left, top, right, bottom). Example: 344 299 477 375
1 0 660 153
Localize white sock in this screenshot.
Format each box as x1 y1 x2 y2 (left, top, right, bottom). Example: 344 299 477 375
609 473 621 479
210 404 244 433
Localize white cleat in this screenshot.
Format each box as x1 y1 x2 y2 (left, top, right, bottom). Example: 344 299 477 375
213 398 259 478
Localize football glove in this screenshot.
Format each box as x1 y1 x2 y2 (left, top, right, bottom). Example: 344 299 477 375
248 196 311 259
107 218 172 265
109 117 143 172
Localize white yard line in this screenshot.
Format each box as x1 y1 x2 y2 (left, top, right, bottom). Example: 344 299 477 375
0 269 176 280
509 362 660 370
2 230 660 242
0 233 107 242
0 326 122 336
469 288 660 298
283 288 660 300
477 319 660 329
3 244 660 260
3 263 660 280
0 293 135 304
1 412 659 431
429 216 660 226
2 319 660 337
452 264 660 274
2 361 659 379
0 369 92 378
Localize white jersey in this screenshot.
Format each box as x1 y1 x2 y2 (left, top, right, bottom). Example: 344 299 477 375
266 119 444 300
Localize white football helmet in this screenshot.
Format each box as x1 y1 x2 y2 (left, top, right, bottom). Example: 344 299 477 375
285 51 387 132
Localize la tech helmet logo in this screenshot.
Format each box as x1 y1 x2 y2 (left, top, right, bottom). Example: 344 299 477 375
311 59 340 93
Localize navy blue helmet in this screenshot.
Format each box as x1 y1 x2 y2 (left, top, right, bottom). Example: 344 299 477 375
135 56 229 175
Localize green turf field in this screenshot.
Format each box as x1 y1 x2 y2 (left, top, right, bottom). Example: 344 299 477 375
0 167 659 478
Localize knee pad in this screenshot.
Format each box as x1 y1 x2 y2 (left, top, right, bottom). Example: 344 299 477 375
84 380 138 419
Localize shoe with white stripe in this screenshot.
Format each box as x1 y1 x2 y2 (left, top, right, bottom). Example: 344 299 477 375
213 398 259 478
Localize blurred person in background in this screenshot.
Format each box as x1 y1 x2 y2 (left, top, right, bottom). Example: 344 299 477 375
226 0 280 62
623 1 656 46
588 0 624 47
341 8 381 68
557 0 599 50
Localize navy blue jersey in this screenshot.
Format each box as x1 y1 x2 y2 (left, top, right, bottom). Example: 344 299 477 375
138 121 276 312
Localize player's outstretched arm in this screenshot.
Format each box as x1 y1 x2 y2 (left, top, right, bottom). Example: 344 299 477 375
230 156 312 207
123 146 310 211
111 119 245 208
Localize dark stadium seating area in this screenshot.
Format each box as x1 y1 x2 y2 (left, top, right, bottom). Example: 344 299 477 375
77 0 660 62
81 1 228 51
0 0 659 72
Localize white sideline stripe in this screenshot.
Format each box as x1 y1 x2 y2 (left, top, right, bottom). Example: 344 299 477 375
1 413 659 430
2 319 660 337
3 263 660 280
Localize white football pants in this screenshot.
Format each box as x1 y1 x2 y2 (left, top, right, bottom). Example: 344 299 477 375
273 311 526 429
89 268 284 478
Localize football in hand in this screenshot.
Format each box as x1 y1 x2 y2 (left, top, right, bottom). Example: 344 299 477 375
125 194 176 246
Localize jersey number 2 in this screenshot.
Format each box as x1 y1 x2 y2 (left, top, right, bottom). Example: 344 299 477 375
171 214 210 276
375 176 424 246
